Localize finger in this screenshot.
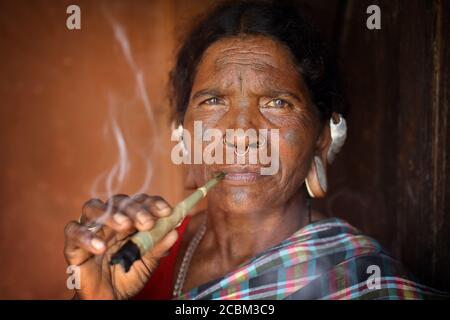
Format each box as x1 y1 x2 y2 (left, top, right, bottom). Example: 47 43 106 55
112 195 156 231
64 221 106 257
105 194 151 231
81 198 112 237
64 221 92 266
100 212 133 233
105 194 130 214
132 194 172 218
81 198 129 240
81 198 107 226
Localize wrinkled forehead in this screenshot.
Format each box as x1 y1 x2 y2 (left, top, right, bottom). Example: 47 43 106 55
194 36 302 89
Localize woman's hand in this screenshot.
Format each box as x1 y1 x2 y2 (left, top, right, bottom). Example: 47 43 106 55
63 194 178 300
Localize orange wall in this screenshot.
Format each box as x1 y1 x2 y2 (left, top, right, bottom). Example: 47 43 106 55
0 0 217 299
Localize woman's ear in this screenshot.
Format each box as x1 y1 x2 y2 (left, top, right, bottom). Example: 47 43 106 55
305 120 332 198
172 120 197 191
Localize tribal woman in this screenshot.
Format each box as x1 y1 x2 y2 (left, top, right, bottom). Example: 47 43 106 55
63 1 447 300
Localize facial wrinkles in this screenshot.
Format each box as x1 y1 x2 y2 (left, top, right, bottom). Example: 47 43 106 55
215 44 277 73
214 59 305 131
215 58 263 129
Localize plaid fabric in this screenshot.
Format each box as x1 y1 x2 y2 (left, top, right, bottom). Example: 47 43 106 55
176 218 448 300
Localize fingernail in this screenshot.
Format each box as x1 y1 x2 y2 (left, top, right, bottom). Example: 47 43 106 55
91 238 105 250
136 211 152 225
113 213 128 225
155 201 168 210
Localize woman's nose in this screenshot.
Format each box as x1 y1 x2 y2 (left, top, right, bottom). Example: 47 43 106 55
222 127 266 156
220 100 265 155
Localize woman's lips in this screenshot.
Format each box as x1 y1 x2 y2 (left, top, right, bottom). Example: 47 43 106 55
223 172 259 183
214 167 263 184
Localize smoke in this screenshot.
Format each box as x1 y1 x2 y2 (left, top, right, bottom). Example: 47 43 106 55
87 10 159 223
109 18 156 128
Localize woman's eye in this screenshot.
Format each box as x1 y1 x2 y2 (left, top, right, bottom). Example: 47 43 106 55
202 97 223 105
263 99 291 109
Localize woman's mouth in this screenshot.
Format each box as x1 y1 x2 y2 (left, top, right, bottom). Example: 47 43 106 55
214 167 263 184
224 172 259 183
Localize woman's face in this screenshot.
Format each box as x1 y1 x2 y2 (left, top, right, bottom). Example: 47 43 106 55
184 35 323 214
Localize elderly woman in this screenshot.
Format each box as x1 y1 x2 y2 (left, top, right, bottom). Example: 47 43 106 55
63 1 445 300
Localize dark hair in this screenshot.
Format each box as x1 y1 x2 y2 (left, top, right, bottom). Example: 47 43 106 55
170 0 344 124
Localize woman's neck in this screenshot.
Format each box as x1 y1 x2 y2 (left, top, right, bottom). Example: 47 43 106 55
202 190 309 268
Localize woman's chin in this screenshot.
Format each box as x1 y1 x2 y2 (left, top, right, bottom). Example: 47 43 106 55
214 190 270 214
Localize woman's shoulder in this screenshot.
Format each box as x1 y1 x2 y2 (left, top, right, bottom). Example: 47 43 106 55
291 216 449 300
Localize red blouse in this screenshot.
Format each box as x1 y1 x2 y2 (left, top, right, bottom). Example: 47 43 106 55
133 216 191 300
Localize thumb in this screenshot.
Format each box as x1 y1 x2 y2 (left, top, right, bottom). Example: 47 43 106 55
140 229 179 270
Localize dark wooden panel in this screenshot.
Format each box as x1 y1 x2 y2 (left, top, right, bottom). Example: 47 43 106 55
395 0 437 288
431 0 450 288
318 0 450 290
318 0 402 259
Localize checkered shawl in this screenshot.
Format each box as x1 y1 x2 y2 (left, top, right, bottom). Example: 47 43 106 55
176 218 448 300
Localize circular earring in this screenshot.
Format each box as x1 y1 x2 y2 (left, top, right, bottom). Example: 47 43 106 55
305 156 327 198
327 114 347 164
305 113 347 198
